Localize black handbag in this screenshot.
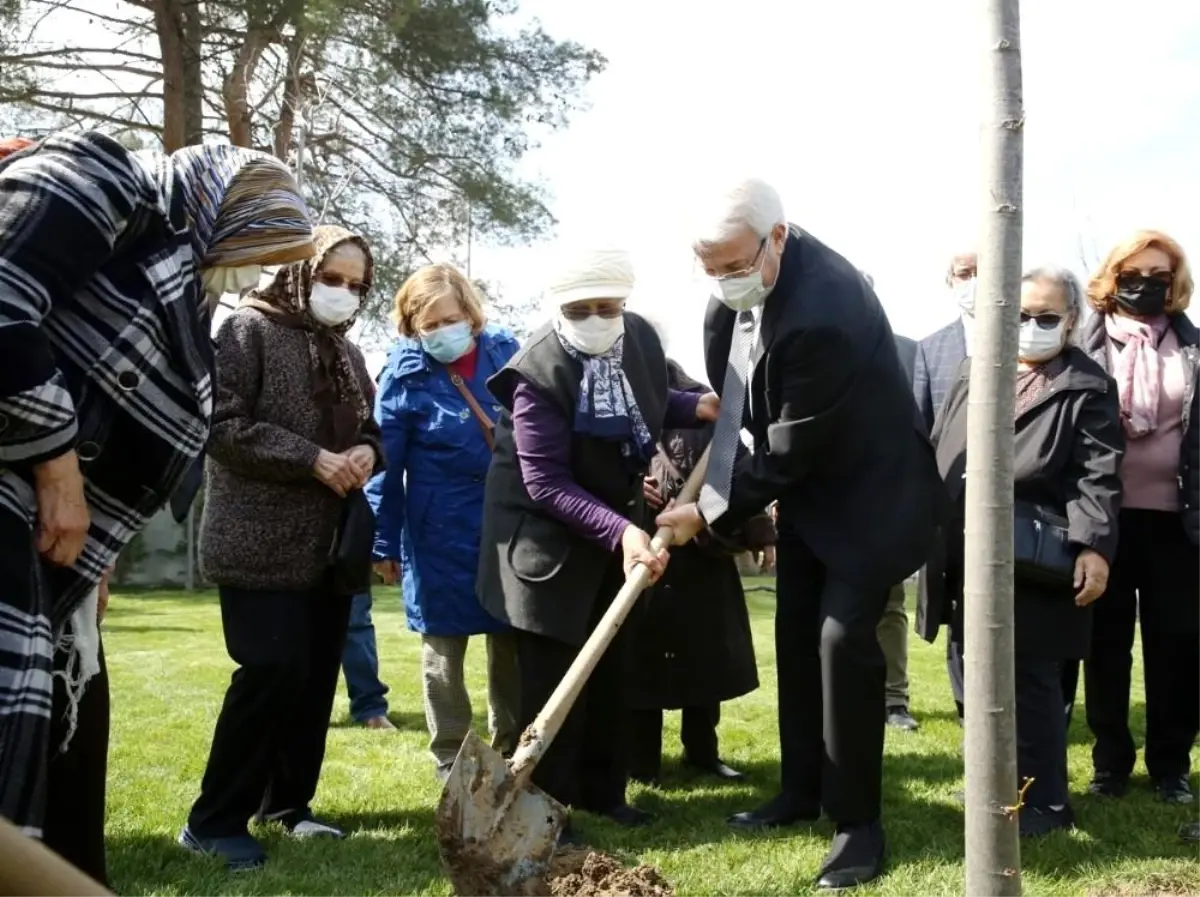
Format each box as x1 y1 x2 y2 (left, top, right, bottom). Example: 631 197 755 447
328 489 376 595
1013 500 1076 587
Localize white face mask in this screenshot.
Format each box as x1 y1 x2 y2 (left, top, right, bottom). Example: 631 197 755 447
715 270 772 312
202 264 263 298
557 312 624 356
309 282 360 327
952 278 977 316
1017 317 1066 363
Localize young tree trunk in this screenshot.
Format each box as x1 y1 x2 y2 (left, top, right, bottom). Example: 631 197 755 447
964 0 1024 894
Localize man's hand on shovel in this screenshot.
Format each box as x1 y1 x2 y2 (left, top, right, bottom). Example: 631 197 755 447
655 501 706 546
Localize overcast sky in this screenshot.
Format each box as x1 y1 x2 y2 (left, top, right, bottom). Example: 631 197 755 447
422 0 1200 382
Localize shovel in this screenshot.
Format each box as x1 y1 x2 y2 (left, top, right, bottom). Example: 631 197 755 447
0 816 112 896
435 446 711 896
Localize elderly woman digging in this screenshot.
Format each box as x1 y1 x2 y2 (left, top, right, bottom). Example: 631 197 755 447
476 247 719 840
181 225 383 871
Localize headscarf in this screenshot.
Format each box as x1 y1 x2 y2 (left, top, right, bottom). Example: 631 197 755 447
556 333 655 462
243 224 373 449
169 143 313 268
544 246 654 462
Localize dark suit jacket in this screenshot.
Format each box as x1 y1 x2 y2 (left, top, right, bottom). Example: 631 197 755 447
895 335 917 385
916 348 1125 658
912 318 967 434
702 226 947 591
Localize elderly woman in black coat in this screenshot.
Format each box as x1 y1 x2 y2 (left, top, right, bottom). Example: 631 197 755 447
627 359 761 784
917 265 1124 837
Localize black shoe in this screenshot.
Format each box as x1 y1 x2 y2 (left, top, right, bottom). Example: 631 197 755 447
1154 775 1194 804
816 821 885 889
1088 772 1129 798
728 792 821 830
1179 821 1200 843
886 706 919 732
594 804 654 827
684 757 745 781
1019 805 1075 838
178 825 267 872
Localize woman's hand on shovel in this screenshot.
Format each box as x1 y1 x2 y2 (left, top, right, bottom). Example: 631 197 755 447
621 524 668 583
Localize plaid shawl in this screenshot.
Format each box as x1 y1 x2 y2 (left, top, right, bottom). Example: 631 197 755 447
0 132 310 836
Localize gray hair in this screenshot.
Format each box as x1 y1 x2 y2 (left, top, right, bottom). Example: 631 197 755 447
693 178 785 246
1022 265 1085 338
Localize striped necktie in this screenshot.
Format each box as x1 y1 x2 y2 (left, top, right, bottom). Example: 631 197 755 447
698 310 756 523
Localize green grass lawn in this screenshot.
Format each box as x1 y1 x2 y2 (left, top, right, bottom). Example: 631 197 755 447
102 582 1198 896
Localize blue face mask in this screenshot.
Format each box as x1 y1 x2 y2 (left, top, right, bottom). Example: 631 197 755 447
421 320 474 364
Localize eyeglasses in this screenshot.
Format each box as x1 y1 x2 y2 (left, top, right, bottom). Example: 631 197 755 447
560 301 625 322
1116 270 1172 290
315 270 369 296
715 239 767 281
1020 311 1064 329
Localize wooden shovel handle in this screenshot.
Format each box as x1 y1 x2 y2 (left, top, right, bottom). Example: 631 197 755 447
509 445 712 778
0 816 112 896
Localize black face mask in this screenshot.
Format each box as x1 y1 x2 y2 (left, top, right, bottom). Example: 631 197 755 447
1113 273 1170 317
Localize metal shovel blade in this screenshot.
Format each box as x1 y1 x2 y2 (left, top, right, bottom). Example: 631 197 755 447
435 729 568 896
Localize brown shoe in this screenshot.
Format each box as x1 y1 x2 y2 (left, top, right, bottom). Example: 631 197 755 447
364 715 396 731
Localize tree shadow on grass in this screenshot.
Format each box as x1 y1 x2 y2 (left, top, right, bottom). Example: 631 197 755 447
593 753 968 862
109 809 445 896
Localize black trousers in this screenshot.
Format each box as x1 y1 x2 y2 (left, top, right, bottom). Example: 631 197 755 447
627 704 720 780
42 640 110 887
955 633 1081 726
513 565 629 813
1086 509 1200 781
776 539 888 826
1015 655 1069 810
188 582 352 837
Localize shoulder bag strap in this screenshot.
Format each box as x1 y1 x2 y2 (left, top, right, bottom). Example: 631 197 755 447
449 372 496 453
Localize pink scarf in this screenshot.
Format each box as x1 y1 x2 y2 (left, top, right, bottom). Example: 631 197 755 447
1105 312 1170 439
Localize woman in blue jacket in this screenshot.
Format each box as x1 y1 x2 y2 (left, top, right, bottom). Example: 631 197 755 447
366 264 520 779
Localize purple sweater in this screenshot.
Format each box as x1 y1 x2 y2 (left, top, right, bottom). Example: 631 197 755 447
512 379 702 551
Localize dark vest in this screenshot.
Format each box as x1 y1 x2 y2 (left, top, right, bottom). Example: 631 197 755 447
476 313 668 645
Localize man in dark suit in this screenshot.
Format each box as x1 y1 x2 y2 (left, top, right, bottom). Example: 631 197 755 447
912 251 976 721
866 272 921 733
658 179 946 889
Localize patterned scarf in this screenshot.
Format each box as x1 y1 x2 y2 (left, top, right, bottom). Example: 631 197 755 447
555 326 654 461
169 143 313 268
242 225 373 449
1105 312 1171 439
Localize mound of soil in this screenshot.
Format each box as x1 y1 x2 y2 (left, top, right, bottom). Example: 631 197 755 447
546 846 674 897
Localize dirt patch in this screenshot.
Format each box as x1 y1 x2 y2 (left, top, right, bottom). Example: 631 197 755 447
1089 869 1200 897
546 846 674 897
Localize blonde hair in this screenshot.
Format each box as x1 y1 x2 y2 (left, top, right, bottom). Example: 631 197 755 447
1087 229 1193 315
391 263 486 337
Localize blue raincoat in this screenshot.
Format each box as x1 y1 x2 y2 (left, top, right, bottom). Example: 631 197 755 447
365 324 519 635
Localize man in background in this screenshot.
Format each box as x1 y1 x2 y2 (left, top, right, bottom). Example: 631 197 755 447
912 251 976 723
861 271 922 733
